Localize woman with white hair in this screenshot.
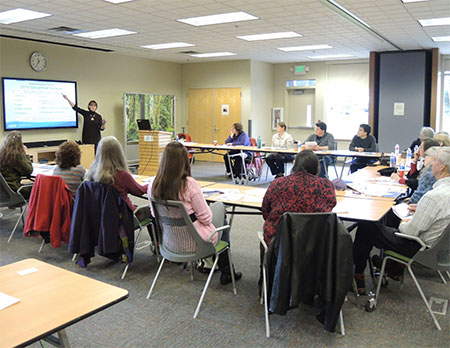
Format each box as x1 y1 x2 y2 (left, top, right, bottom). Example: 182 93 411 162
409 126 435 152
86 136 147 211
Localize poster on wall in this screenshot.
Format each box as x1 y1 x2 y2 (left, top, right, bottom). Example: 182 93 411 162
221 104 229 115
124 93 175 143
272 107 284 130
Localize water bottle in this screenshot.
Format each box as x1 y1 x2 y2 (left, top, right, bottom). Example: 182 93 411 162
257 136 261 149
394 144 400 166
175 134 179 142
390 153 396 168
414 145 419 154
406 148 412 171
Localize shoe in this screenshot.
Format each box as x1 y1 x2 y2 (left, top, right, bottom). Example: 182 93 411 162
220 271 242 285
226 172 232 178
372 255 403 281
354 273 366 295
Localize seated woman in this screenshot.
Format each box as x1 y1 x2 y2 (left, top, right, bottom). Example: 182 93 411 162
53 141 86 196
223 122 251 184
434 133 450 146
86 136 147 211
149 141 242 285
262 150 337 247
391 138 440 192
266 122 294 179
0 131 33 199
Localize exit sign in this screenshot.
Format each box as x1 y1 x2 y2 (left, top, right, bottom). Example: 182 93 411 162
294 65 308 75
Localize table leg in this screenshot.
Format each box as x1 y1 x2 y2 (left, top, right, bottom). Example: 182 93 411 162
43 329 71 347
339 156 349 179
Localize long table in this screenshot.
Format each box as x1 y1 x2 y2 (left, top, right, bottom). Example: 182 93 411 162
0 258 128 348
184 142 382 180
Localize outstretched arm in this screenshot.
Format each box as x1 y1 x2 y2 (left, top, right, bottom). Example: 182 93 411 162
62 94 75 108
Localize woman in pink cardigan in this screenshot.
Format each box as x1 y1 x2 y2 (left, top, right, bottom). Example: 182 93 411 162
149 141 242 285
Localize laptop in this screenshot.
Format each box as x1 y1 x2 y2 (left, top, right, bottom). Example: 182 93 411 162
137 119 151 130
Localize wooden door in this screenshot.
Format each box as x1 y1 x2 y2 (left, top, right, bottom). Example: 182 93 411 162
188 89 214 161
188 87 241 162
213 88 241 162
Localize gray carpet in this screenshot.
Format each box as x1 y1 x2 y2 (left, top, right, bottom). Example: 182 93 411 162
0 161 448 347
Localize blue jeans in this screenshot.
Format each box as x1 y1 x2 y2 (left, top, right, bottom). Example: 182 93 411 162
318 155 333 178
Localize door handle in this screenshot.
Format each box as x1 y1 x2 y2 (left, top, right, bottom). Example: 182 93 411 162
214 126 219 132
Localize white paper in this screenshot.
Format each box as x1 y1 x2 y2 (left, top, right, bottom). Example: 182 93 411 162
244 188 267 197
393 102 405 116
392 202 411 220
17 267 38 276
217 193 244 202
0 292 20 310
242 196 263 203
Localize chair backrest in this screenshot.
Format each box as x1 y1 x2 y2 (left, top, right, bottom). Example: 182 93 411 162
333 140 338 150
150 199 216 263
413 224 450 271
0 172 26 208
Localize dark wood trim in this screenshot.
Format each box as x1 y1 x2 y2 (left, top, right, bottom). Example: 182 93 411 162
369 51 379 141
429 48 439 129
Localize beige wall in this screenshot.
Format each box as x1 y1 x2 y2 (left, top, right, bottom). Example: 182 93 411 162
273 59 369 149
0 37 182 145
250 60 273 143
180 60 251 138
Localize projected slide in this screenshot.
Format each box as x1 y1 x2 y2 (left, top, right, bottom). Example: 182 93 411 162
2 78 78 131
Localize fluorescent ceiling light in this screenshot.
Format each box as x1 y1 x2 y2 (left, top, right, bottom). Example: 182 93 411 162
142 42 195 50
237 31 301 41
325 0 371 28
307 54 354 59
189 52 236 58
104 0 134 3
278 44 332 52
178 11 258 26
401 0 428 3
419 17 450 26
74 28 136 39
0 8 51 24
432 36 450 42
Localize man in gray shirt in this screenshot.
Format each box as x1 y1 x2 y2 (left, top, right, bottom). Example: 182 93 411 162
349 123 377 173
302 121 335 178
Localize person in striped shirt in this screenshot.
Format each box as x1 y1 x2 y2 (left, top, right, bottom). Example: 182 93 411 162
53 141 85 196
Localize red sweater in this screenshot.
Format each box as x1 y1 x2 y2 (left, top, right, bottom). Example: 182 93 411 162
262 171 337 246
24 175 73 248
113 170 148 211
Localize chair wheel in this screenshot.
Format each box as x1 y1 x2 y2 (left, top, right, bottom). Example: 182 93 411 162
365 298 377 312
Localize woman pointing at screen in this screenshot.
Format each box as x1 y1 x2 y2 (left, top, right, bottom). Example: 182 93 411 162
63 94 106 151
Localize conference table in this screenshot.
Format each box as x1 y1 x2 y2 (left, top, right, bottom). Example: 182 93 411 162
0 258 128 348
202 165 405 226
183 142 382 181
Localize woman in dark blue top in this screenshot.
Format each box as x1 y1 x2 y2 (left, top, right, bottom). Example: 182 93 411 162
223 122 250 183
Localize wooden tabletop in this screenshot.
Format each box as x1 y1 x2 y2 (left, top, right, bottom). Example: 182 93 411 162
203 182 393 221
0 259 128 347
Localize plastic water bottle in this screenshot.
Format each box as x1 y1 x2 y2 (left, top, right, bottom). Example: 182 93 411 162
175 134 179 142
394 144 400 166
406 148 412 171
390 153 396 168
257 136 261 149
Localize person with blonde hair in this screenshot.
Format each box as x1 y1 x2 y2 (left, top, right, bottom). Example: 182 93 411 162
434 133 450 146
0 131 33 198
53 141 85 196
86 136 147 210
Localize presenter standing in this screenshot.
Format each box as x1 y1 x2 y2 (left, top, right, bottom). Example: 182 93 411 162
63 95 106 150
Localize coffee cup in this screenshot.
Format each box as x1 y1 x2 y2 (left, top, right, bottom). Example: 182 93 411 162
213 140 218 146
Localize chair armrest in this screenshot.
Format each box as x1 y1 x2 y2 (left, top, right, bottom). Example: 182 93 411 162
257 231 268 253
207 225 230 242
394 232 427 251
17 183 33 194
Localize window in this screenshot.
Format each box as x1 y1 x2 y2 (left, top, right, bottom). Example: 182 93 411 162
443 72 450 132
325 63 369 140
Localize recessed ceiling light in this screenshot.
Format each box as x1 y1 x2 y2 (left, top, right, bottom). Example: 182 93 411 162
278 44 332 52
189 52 236 58
307 54 354 59
418 17 450 26
178 11 258 26
432 36 450 42
104 0 134 3
401 0 428 3
236 32 301 41
142 42 195 50
0 8 51 24
73 28 136 39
